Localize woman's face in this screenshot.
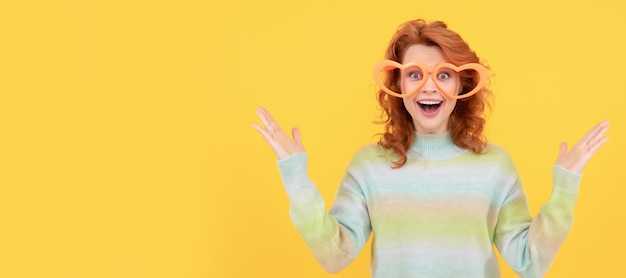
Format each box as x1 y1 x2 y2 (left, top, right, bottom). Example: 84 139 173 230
401 44 462 134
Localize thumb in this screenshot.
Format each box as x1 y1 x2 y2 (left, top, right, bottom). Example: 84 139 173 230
559 142 568 155
557 142 568 162
292 127 302 146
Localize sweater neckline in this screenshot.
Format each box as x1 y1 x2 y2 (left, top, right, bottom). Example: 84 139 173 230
407 131 468 161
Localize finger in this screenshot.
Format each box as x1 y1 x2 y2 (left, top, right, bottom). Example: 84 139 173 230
253 123 290 158
585 136 609 155
590 122 609 138
257 106 281 132
256 107 278 134
580 121 603 142
587 121 609 141
256 107 273 130
586 123 610 147
253 120 290 148
581 120 609 142
252 123 275 144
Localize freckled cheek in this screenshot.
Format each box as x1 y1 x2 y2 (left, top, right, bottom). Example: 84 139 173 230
401 83 413 94
441 84 458 96
439 80 462 97
400 79 421 94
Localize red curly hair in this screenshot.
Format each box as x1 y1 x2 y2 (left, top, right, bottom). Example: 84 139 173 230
377 19 492 167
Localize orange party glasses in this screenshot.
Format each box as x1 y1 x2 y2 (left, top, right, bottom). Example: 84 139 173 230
373 60 488 99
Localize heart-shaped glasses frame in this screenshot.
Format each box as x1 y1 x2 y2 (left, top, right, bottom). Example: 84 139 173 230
373 60 488 99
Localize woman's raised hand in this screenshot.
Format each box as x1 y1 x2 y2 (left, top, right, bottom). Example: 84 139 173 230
556 120 610 174
252 106 305 160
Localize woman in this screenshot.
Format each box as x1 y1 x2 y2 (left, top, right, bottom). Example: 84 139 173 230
252 19 609 277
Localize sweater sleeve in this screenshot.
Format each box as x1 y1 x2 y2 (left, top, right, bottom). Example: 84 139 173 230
277 153 372 273
494 165 582 278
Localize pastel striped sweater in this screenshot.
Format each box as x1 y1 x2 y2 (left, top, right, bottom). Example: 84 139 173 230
277 132 581 277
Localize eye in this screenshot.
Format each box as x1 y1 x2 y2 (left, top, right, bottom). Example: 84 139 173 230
437 72 451 80
408 71 423 80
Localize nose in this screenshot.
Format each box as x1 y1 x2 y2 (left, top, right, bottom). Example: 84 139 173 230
420 75 438 93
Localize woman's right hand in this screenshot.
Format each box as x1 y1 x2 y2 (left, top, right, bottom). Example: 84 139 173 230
252 106 305 160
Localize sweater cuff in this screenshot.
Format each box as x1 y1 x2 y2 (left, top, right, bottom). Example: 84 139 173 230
277 153 309 195
551 165 582 204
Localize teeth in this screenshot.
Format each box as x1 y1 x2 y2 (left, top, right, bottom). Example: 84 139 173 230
418 100 442 105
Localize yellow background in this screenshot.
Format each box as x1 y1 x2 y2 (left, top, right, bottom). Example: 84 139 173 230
0 0 624 277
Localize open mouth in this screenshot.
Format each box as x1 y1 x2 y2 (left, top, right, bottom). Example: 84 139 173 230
418 100 442 113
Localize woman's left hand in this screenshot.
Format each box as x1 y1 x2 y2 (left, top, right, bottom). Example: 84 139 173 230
556 120 610 174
